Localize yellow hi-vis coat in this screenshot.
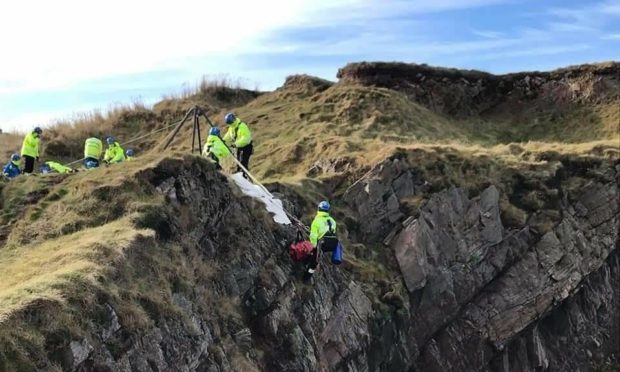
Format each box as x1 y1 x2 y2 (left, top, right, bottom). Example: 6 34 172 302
223 118 252 148
309 211 337 247
45 161 73 173
21 132 40 158
202 134 231 163
84 138 103 159
104 142 125 164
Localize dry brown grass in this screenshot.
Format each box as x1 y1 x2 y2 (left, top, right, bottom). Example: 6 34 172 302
0 217 153 322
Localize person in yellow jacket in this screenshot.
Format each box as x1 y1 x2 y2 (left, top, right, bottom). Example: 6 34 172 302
305 200 338 281
202 127 231 170
222 113 253 177
125 149 135 161
20 126 42 173
40 161 76 174
103 136 125 164
84 137 103 169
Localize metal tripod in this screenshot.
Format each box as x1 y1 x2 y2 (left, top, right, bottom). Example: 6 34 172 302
162 105 214 153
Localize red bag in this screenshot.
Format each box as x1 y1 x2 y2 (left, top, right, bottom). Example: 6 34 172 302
289 231 313 262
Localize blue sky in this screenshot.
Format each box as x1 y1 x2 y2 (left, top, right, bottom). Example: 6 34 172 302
0 0 619 132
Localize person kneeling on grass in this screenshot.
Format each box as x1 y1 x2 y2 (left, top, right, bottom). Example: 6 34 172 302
84 137 103 169
202 127 231 170
2 154 22 179
103 136 125 164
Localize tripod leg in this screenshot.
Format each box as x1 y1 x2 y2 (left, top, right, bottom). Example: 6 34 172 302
197 115 202 154
191 112 197 153
163 107 194 150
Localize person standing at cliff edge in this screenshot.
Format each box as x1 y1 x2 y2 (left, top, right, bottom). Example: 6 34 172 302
222 112 253 178
20 126 42 174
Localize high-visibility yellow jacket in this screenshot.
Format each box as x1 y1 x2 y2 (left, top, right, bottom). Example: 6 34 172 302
104 142 125 164
21 132 40 158
309 211 337 247
46 161 73 173
126 156 134 161
84 138 103 159
202 134 231 163
223 118 252 148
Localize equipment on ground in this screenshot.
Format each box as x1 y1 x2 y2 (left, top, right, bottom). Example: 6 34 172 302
40 163 52 173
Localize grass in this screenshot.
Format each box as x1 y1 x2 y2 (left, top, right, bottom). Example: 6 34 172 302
0 63 618 369
0 218 152 322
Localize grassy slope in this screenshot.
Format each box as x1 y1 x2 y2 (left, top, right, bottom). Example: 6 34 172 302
0 65 618 368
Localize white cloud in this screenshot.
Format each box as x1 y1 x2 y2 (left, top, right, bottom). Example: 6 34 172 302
0 0 313 94
601 33 620 39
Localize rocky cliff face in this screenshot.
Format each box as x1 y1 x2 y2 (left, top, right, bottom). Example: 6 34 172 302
337 62 620 117
1 155 618 372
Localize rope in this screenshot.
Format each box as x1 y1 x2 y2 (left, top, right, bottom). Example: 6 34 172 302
199 112 310 233
63 111 191 167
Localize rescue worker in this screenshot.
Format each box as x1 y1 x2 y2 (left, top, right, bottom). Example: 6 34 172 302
125 149 135 161
2 154 22 179
202 127 231 170
305 200 338 281
40 161 76 174
103 136 125 164
222 112 252 177
83 137 103 169
20 126 42 173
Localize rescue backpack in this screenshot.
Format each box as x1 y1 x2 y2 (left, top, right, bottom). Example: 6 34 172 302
289 230 314 262
319 220 339 252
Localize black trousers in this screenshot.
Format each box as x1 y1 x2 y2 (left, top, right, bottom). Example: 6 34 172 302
306 238 338 273
23 155 35 173
236 142 253 176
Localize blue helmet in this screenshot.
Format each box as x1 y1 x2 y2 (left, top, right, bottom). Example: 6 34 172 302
106 136 115 145
126 149 134 157
318 201 331 212
209 127 220 136
224 112 236 125
40 163 51 173
33 126 42 135
85 160 98 169
10 153 20 162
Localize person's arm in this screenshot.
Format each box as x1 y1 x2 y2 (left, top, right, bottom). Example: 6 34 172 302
222 128 234 146
309 219 320 247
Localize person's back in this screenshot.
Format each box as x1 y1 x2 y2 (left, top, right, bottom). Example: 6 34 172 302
84 138 103 162
310 210 338 250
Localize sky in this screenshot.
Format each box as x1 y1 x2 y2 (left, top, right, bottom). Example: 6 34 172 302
0 0 619 132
